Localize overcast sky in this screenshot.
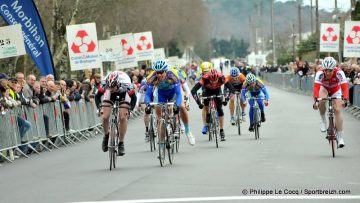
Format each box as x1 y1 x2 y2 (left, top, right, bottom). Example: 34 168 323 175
276 0 351 11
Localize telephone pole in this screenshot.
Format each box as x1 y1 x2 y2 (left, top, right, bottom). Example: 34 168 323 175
298 1 302 42
310 0 313 34
315 0 320 59
271 0 276 65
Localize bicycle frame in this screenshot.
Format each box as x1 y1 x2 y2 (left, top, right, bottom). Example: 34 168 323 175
201 95 222 148
317 97 338 157
248 96 264 140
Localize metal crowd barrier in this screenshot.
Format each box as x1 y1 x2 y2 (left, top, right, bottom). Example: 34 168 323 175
0 100 103 163
262 72 360 117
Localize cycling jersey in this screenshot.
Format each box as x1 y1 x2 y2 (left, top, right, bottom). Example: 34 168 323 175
225 74 246 90
313 67 349 100
145 68 182 107
241 79 269 103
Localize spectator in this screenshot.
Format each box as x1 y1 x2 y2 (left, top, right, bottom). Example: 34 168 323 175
60 80 71 132
22 74 36 100
45 81 60 101
0 73 10 97
46 74 55 82
15 72 26 88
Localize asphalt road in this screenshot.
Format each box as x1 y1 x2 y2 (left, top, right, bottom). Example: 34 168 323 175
0 86 360 203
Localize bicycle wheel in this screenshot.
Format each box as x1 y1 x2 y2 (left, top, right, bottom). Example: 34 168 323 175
167 128 175 165
212 110 219 148
109 125 117 170
236 100 241 135
208 114 213 142
253 108 259 140
158 122 166 167
173 115 181 153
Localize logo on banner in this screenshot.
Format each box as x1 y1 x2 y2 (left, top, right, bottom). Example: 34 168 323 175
121 39 134 56
322 27 338 42
346 26 360 44
136 35 152 51
71 30 96 53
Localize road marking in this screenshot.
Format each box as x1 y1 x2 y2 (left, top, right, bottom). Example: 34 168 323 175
73 195 360 203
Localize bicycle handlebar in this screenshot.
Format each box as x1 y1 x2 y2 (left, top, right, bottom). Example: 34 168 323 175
148 102 175 107
316 97 340 102
201 95 223 99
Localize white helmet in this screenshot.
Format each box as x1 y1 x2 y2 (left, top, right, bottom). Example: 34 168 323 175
322 57 337 70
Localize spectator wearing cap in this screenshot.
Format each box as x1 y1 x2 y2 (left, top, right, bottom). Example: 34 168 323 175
0 73 10 97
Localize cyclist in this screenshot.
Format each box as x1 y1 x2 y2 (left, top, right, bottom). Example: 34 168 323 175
195 62 213 134
145 60 195 146
312 57 348 148
225 67 247 125
241 73 269 132
174 64 191 111
191 69 234 141
95 71 137 156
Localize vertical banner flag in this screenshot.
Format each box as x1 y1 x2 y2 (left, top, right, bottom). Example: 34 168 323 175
134 31 154 61
99 39 122 62
153 48 165 61
343 21 360 57
320 23 340 52
0 0 55 75
66 23 102 70
0 24 26 59
111 33 138 69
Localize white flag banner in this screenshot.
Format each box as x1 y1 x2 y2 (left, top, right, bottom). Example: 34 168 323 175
153 48 166 61
134 31 154 61
99 39 122 62
66 23 102 70
0 24 26 59
111 33 138 69
343 21 360 57
320 23 340 52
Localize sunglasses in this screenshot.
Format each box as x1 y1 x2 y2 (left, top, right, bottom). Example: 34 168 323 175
156 71 165 75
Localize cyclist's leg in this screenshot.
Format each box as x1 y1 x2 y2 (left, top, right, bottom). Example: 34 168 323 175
202 92 211 134
215 95 226 140
257 95 265 122
248 99 255 131
156 90 168 142
101 90 113 152
229 94 235 118
331 90 344 132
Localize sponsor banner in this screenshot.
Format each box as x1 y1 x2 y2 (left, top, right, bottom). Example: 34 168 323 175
153 48 165 61
111 33 138 69
320 23 339 52
66 23 102 71
134 31 154 61
99 39 122 62
0 0 55 75
343 21 360 57
0 24 26 59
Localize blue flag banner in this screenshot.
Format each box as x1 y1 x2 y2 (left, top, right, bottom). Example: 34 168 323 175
0 0 55 76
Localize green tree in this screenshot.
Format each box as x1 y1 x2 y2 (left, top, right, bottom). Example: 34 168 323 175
277 53 293 65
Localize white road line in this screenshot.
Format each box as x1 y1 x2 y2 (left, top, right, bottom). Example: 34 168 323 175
73 195 360 203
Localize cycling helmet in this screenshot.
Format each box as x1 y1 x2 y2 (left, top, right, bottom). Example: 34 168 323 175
107 72 119 87
245 73 257 84
230 67 240 77
152 60 168 71
322 57 337 70
200 62 213 73
208 69 220 81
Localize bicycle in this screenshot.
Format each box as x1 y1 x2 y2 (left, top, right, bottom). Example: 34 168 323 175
149 102 177 167
315 97 340 158
201 94 223 148
105 96 129 171
247 96 264 140
234 91 242 135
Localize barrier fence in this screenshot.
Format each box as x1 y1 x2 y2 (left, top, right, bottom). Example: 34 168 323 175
262 72 360 117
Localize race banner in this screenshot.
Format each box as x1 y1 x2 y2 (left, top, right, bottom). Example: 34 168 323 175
99 39 122 62
153 48 165 61
343 21 360 57
0 24 26 59
0 0 55 75
111 33 138 69
66 23 102 71
320 23 339 52
134 31 154 61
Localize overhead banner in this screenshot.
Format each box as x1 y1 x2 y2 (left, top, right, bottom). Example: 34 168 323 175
66 23 102 71
0 0 55 75
344 21 360 57
134 31 154 61
111 33 138 69
153 48 165 61
320 23 340 52
0 24 26 59
99 39 122 62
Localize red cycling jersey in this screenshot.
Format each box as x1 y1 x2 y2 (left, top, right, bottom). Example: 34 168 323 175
199 70 225 89
313 67 349 100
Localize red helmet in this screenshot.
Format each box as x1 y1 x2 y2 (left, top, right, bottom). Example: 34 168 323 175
208 69 220 81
